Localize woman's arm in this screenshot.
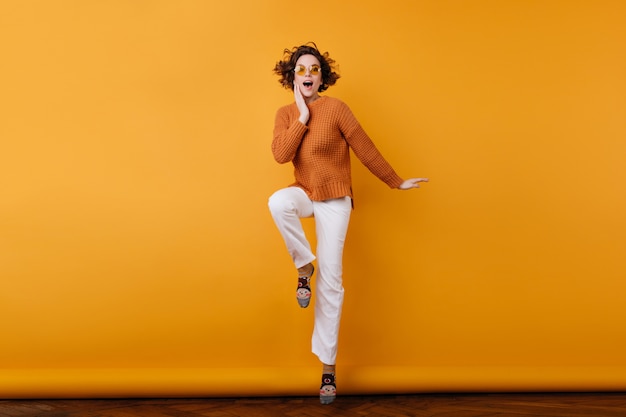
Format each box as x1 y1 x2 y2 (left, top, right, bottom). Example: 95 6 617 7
338 103 404 188
340 102 428 190
271 106 308 164
271 86 311 164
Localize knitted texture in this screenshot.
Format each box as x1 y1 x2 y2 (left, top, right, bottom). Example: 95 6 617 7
272 96 404 202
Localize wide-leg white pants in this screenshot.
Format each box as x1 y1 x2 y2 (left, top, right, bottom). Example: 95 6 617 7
268 187 352 365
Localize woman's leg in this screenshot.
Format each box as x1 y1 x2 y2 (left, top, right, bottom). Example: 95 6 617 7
268 187 316 269
311 196 351 404
310 196 352 366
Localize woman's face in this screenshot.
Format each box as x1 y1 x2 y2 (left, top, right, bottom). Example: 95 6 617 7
294 54 323 101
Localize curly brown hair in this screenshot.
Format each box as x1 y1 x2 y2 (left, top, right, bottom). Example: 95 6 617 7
273 42 340 92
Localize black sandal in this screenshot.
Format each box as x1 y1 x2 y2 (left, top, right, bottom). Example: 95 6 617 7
319 373 336 404
296 265 314 308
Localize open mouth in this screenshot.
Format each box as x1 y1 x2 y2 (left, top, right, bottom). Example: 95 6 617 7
303 81 313 88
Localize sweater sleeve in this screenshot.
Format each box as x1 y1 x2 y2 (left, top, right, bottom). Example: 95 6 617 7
272 105 309 164
338 102 404 189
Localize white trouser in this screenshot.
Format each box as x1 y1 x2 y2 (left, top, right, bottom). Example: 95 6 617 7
268 187 352 365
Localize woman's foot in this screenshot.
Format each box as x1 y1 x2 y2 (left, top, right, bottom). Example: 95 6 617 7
319 373 337 404
296 263 314 308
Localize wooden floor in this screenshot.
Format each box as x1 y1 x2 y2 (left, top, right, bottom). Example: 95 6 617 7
2 393 626 417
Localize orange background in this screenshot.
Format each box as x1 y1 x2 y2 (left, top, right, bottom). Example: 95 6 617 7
1 0 625 397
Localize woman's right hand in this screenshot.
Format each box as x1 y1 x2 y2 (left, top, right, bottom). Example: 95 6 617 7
294 84 310 125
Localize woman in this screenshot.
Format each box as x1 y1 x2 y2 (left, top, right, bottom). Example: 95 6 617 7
268 42 428 404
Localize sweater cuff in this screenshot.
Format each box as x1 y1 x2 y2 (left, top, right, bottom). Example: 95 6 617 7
293 120 308 136
386 174 404 189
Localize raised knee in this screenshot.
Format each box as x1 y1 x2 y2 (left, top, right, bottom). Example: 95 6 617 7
268 193 294 215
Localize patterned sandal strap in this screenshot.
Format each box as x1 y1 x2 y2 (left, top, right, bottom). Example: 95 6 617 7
298 277 311 289
321 373 336 388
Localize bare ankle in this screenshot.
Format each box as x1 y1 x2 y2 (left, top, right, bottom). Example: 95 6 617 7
298 263 314 276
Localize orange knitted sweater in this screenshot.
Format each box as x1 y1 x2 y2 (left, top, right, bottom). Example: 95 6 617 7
272 96 404 202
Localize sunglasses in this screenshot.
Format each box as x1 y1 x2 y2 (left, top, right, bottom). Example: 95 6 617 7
294 64 321 76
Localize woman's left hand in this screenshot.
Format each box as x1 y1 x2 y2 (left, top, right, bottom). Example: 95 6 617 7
399 178 429 190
